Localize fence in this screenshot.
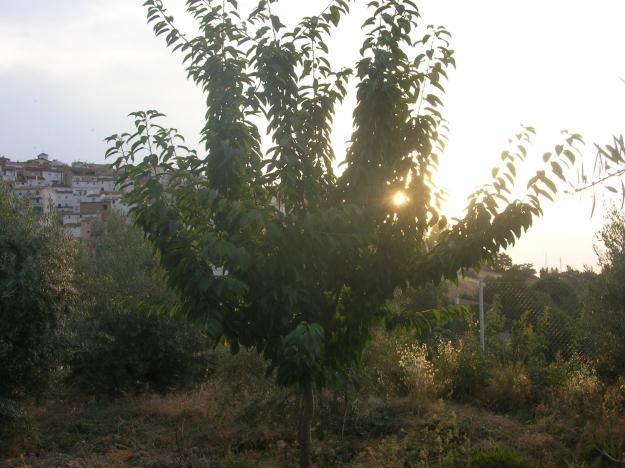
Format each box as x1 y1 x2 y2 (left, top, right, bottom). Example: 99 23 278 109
455 278 588 361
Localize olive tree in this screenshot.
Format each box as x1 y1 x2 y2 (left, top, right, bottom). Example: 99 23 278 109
107 1 581 465
0 183 76 400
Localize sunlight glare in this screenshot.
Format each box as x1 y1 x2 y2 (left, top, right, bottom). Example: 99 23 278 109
393 191 408 207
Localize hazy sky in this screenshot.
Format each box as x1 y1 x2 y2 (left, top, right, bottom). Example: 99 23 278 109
2 0 625 270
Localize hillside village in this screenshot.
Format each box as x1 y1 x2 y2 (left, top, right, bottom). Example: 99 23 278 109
0 152 128 239
4 2 625 466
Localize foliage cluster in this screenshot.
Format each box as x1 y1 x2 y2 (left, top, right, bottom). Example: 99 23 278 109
69 213 214 395
478 209 625 389
2 209 625 463
107 0 582 403
396 342 437 411
106 2 584 463
4 0 625 465
0 184 76 401
583 209 625 379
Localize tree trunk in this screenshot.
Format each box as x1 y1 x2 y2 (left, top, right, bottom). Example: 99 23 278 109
298 380 314 468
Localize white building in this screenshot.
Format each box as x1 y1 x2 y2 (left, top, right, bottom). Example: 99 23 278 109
1 153 129 239
13 186 57 214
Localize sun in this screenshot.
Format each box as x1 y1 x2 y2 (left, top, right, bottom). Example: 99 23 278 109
392 191 408 207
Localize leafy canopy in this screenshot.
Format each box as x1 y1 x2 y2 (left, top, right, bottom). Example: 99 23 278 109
107 0 581 388
586 209 625 378
0 183 76 399
70 212 212 395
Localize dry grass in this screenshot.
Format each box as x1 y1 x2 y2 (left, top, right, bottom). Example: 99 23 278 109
449 402 572 464
1 388 598 467
3 347 620 467
131 382 215 418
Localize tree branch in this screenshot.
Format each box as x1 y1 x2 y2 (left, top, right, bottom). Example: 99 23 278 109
575 167 625 193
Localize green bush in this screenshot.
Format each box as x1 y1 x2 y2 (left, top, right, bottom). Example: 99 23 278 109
0 184 76 399
451 347 489 403
69 213 214 395
554 356 602 415
483 362 533 412
484 295 508 362
359 329 409 398
510 311 546 364
70 307 214 395
579 377 625 465
432 319 489 403
580 209 625 380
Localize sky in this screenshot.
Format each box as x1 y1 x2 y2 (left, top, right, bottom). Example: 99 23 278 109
2 0 625 270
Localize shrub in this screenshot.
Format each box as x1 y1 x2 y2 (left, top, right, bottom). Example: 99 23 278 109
484 295 509 362
432 338 462 397
453 350 490 403
0 184 76 399
576 210 625 381
69 213 214 395
575 378 625 465
397 342 437 411
483 362 533 412
359 329 408 399
510 311 546 364
360 330 439 403
70 307 214 395
590 378 625 465
208 346 296 432
433 334 488 403
601 377 625 417
556 356 602 414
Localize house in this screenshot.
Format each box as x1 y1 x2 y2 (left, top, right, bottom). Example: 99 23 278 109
1 152 129 239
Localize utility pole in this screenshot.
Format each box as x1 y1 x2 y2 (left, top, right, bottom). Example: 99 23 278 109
479 278 485 356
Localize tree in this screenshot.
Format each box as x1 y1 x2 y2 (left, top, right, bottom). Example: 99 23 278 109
490 252 513 272
70 212 212 395
577 208 625 379
0 183 76 400
75 211 172 307
107 1 581 465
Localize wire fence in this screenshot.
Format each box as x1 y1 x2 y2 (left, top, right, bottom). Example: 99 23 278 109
455 278 589 362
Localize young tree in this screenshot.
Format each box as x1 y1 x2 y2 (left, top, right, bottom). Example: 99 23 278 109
0 183 76 401
107 1 581 465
